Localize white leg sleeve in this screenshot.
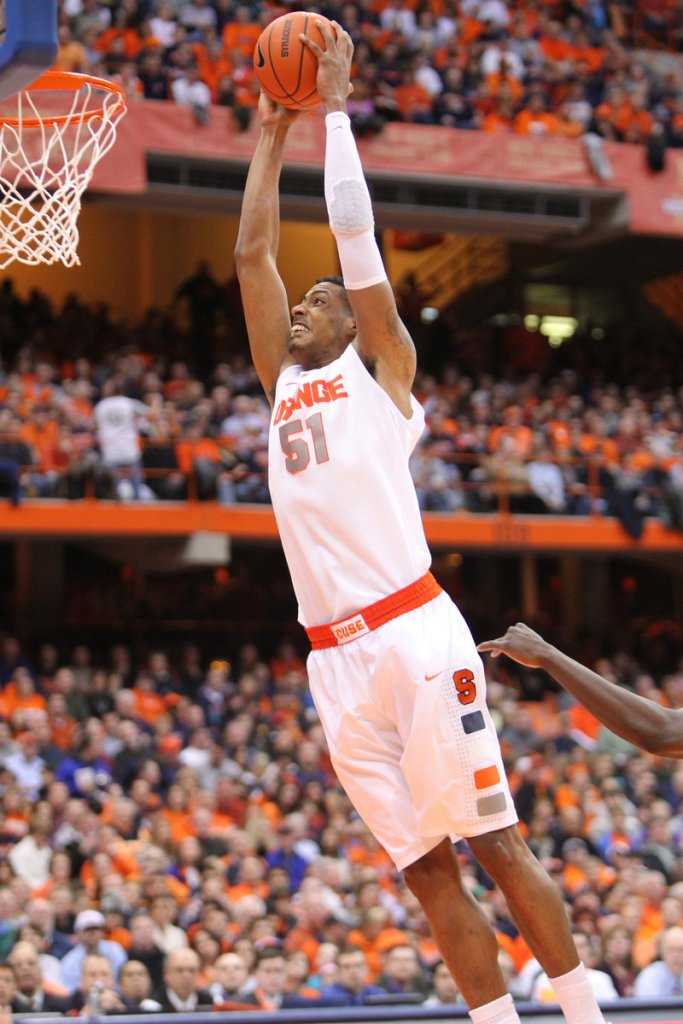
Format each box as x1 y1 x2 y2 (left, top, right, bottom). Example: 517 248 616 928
324 111 387 291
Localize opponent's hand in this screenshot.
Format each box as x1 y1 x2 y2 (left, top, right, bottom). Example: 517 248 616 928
477 622 551 668
301 20 354 112
258 91 305 128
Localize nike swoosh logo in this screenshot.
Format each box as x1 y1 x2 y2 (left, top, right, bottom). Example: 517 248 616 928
424 672 441 681
256 43 265 69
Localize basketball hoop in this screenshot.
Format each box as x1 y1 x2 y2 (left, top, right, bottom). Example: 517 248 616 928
0 70 127 268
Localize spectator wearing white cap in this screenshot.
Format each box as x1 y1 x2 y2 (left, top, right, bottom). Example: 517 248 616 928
59 909 128 993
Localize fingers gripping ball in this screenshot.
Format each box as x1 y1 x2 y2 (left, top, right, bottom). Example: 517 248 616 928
254 12 331 110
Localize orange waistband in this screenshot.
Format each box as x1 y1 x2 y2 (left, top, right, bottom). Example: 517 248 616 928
305 571 442 650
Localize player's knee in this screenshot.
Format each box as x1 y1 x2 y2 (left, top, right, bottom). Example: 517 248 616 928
469 825 524 880
403 858 431 897
403 840 458 899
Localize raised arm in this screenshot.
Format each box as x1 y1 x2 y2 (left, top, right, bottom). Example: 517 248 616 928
477 623 683 758
305 22 416 417
234 98 300 405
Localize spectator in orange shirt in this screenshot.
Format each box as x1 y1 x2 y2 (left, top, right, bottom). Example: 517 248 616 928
0 670 47 722
538 19 574 64
623 92 654 144
514 93 560 135
130 672 168 727
227 855 269 904
347 907 408 981
196 37 233 102
20 407 61 463
216 72 251 130
393 69 435 123
555 101 584 137
222 6 261 60
20 408 66 498
483 98 517 133
488 406 534 458
595 86 633 139
46 693 78 752
176 420 227 499
55 24 90 72
570 30 605 74
484 70 524 103
94 8 143 61
160 784 196 845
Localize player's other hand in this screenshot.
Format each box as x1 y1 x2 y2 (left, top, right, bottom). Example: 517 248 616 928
477 622 551 668
301 20 354 111
258 92 305 128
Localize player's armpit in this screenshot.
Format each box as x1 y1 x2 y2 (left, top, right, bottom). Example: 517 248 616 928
350 280 416 413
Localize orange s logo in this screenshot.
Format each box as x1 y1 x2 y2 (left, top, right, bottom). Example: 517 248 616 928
453 669 476 706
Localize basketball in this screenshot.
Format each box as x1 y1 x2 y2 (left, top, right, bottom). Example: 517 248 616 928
254 12 331 111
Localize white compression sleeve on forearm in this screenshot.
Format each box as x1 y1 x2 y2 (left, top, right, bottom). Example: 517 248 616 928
324 111 387 291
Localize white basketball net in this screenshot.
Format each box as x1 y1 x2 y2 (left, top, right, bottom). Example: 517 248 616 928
0 75 126 267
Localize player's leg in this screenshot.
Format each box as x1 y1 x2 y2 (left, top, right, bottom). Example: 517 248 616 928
469 824 607 1024
403 838 521 1022
308 640 520 1022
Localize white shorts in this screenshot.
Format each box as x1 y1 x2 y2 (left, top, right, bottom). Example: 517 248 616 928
307 591 518 871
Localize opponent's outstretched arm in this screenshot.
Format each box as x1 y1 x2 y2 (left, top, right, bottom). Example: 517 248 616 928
234 99 300 405
477 623 683 758
305 22 416 417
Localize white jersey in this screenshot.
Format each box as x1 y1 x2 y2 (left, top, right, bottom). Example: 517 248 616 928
268 344 431 627
94 395 147 463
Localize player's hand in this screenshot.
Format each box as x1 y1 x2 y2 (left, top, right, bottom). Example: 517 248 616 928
301 20 354 111
258 92 305 128
476 622 551 668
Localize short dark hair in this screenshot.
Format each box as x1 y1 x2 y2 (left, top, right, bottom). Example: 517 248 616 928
0 962 17 981
315 276 351 313
255 945 285 966
316 274 345 289
337 945 366 962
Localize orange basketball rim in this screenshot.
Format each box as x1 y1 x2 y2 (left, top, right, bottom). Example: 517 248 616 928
0 70 128 268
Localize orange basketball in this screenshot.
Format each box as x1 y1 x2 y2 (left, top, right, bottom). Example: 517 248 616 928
254 12 331 111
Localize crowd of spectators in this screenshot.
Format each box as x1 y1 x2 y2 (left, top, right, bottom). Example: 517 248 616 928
1 271 683 540
53 0 683 152
0 619 683 1017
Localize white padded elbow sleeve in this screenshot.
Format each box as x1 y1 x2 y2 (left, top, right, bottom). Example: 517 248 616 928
325 111 387 291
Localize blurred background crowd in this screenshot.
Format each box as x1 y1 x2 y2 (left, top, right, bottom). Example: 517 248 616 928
54 0 683 151
1 268 683 543
0 622 682 1014
1 1 683 1016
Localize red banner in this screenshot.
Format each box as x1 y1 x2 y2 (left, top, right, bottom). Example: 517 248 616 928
91 100 683 237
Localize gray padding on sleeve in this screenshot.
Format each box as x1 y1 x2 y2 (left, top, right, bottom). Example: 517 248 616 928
328 179 375 235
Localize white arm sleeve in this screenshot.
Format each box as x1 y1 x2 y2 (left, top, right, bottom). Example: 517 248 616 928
324 111 387 291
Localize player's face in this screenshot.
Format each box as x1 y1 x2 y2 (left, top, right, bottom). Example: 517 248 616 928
289 284 355 369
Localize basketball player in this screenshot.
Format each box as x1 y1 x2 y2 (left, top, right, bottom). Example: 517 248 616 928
235 21 609 1024
478 622 683 757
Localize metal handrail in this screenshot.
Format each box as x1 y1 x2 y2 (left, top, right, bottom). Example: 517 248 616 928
0 433 669 516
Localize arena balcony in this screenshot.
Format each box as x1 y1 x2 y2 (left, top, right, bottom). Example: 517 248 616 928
1 443 683 554
91 100 683 243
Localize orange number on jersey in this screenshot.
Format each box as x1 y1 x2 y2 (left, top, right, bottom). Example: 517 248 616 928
453 668 476 705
